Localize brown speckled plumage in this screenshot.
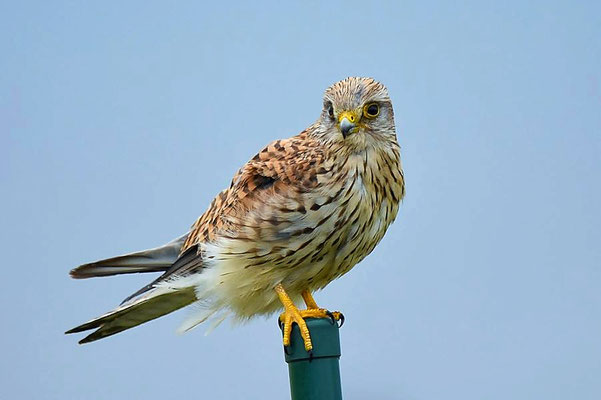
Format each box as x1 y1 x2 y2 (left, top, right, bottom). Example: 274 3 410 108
67 77 405 343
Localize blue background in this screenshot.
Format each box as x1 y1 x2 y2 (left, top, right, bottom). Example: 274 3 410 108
2 1 600 399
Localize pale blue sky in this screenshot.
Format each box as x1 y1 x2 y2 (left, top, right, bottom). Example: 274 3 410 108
2 1 600 399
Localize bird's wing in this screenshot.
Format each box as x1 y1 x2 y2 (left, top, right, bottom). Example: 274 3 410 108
170 133 336 272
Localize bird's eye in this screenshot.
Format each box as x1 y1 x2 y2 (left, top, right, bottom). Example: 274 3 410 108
327 103 334 119
363 103 380 118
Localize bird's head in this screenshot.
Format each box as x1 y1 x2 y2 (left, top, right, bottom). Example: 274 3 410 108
313 77 396 151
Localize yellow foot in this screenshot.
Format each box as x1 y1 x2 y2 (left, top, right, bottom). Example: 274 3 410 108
275 284 344 352
278 308 344 352
278 307 313 351
297 308 344 323
301 290 344 327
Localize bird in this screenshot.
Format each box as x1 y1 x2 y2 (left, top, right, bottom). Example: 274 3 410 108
66 77 405 351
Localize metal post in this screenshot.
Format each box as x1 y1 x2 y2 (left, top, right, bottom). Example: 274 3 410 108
281 318 343 400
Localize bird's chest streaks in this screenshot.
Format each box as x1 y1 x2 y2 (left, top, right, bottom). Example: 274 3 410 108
314 152 398 283
206 148 401 313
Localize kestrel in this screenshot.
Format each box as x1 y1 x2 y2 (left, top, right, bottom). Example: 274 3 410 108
67 77 405 351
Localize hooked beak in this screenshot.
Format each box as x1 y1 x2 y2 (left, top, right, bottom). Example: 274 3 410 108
338 111 359 138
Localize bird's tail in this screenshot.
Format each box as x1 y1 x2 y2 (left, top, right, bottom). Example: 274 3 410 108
65 286 197 344
66 233 205 343
69 234 188 279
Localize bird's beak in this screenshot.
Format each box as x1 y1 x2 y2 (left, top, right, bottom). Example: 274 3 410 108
338 111 360 138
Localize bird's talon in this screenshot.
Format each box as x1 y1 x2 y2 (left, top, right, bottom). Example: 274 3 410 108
338 312 345 327
325 311 336 325
276 285 346 351
278 308 313 352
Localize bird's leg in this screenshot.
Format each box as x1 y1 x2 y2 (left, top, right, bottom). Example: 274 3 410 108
276 284 314 351
301 290 343 323
301 290 319 309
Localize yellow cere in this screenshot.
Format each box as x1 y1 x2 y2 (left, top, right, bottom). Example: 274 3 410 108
337 110 359 124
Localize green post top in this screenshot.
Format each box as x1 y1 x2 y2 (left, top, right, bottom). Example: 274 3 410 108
281 318 343 400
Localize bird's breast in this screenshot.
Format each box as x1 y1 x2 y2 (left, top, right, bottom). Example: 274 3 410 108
202 146 403 316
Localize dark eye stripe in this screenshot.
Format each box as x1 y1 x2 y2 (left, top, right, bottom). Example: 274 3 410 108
326 102 334 119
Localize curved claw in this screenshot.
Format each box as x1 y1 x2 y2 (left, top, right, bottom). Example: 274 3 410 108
325 311 344 328
325 311 336 325
337 312 345 328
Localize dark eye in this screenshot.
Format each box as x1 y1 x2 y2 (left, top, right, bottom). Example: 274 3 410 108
364 103 380 118
327 103 334 119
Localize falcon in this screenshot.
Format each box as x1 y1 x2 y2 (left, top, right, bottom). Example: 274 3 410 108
66 77 405 351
